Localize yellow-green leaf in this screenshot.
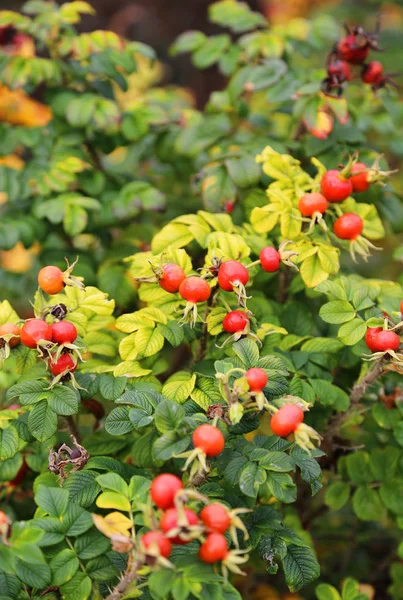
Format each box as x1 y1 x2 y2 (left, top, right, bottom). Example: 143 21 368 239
300 254 329 288
96 491 131 512
134 328 164 358
151 223 194 254
162 372 196 403
113 361 152 378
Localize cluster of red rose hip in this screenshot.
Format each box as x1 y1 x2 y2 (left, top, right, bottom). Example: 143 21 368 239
299 154 393 258
323 22 396 95
0 265 82 380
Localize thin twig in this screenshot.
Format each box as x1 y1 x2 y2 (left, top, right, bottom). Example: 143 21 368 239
324 358 385 445
65 415 81 443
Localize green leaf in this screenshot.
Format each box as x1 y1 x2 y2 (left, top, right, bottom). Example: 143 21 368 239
105 406 134 435
232 338 260 368
74 530 111 560
28 400 58 442
157 322 185 347
316 583 342 600
6 379 48 405
282 545 320 592
0 427 18 460
63 471 101 508
162 372 196 403
209 0 267 32
47 385 79 416
60 571 92 600
266 472 296 503
15 559 51 590
63 504 93 536
352 486 385 521
192 35 231 69
379 479 403 515
50 549 79 586
324 481 351 511
338 318 366 346
99 375 127 401
319 301 356 324
96 473 128 496
170 31 207 55
35 486 70 518
346 452 373 485
239 462 266 498
341 578 360 600
154 400 186 433
153 431 190 461
259 451 295 472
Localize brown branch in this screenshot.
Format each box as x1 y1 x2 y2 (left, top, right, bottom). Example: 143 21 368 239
324 358 385 446
105 561 140 600
65 416 81 444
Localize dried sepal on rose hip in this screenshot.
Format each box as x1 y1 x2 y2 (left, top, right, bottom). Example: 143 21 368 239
140 530 173 567
254 240 298 273
333 212 381 262
176 423 225 479
135 256 186 294
160 505 202 545
0 322 21 360
364 325 402 364
218 310 261 348
348 154 397 192
269 401 321 454
38 257 84 295
179 276 211 327
200 503 251 548
298 192 329 232
217 260 250 307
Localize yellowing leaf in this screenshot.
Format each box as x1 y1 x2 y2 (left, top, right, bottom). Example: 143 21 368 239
0 300 19 326
92 511 133 538
116 313 155 334
250 206 279 234
198 211 233 232
151 223 194 254
65 286 115 315
119 334 138 361
162 248 193 273
96 492 131 512
135 327 165 358
206 307 227 335
300 254 329 288
162 372 196 403
280 208 302 239
113 361 152 378
206 232 251 260
317 246 339 274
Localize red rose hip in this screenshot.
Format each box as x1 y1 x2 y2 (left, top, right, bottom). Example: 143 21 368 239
20 319 53 348
159 264 186 294
321 170 353 203
223 311 249 334
271 404 304 437
245 367 268 392
150 474 183 510
298 193 328 217
260 247 281 273
333 213 363 240
192 424 225 457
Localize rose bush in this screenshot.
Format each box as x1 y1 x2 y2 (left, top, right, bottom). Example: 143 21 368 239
0 2 402 600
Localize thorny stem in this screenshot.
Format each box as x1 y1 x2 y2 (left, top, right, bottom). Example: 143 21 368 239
105 560 141 600
324 358 385 446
